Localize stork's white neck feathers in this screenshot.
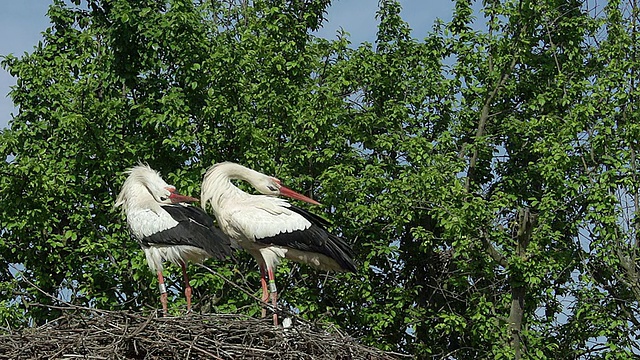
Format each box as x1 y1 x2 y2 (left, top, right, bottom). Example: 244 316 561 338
201 162 269 214
115 164 170 215
116 180 162 214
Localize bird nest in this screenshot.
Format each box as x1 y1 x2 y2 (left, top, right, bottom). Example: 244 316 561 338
0 305 408 359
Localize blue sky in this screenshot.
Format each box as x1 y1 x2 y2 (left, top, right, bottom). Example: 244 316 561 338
0 1 456 130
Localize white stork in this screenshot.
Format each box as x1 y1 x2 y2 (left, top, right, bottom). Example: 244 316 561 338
115 164 233 315
200 162 356 325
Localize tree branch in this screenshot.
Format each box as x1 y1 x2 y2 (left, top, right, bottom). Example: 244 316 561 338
480 229 508 268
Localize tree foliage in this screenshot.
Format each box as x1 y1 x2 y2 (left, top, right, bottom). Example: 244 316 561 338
1 0 640 358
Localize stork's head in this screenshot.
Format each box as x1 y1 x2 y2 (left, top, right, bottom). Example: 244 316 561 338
253 174 321 206
115 164 198 210
202 162 322 207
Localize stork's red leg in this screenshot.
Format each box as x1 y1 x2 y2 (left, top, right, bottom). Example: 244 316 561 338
259 263 269 318
180 261 192 313
267 267 278 326
157 270 168 316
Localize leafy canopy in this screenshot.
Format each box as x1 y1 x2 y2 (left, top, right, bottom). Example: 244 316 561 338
1 0 640 358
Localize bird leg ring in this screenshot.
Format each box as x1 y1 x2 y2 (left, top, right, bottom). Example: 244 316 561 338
157 271 168 316
267 267 278 326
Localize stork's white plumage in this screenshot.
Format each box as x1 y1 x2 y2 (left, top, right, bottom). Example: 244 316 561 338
115 164 233 315
200 162 356 325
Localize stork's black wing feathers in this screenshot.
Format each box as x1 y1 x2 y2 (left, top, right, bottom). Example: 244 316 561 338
255 206 357 272
141 204 233 260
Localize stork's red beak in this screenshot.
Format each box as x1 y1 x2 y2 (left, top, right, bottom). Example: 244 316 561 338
279 186 321 205
169 192 199 203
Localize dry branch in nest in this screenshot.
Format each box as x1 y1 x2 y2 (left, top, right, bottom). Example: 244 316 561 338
0 305 410 359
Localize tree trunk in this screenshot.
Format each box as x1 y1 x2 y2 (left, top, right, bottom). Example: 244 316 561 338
509 285 526 359
508 208 536 359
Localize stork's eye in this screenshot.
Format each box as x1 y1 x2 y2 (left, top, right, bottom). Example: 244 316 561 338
267 185 278 192
160 196 168 201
